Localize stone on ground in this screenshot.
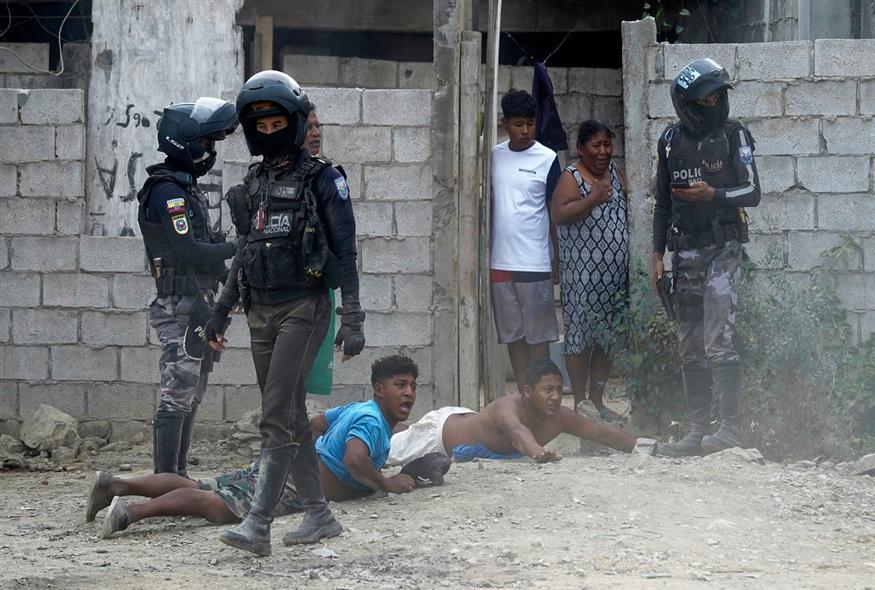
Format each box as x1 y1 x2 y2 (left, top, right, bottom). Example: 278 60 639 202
853 453 875 476
701 447 765 465
20 404 80 451
0 434 25 458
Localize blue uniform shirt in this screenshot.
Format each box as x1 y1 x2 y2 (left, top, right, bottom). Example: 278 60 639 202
316 400 392 491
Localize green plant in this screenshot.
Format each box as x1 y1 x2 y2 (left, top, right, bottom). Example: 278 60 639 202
642 0 691 38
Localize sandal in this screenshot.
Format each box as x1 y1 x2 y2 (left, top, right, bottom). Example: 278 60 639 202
598 407 627 425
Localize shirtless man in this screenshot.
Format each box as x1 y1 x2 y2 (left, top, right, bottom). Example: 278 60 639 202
388 358 637 465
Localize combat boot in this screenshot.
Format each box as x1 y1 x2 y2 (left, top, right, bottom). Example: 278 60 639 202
219 444 296 556
177 405 198 478
701 362 742 454
153 410 185 474
282 441 343 545
658 366 711 457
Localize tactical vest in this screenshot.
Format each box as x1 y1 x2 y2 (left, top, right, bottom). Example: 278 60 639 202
663 121 749 249
234 156 339 304
137 165 225 296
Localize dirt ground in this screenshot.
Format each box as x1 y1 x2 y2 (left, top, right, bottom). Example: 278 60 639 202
1 438 873 590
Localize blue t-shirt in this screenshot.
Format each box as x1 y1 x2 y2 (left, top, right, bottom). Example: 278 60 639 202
315 400 392 491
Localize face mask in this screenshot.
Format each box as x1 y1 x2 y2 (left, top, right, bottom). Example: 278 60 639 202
191 151 216 177
690 93 729 133
256 127 292 160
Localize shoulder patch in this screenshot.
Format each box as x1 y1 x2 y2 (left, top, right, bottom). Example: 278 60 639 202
166 197 186 214
739 146 753 165
171 214 189 235
334 176 350 200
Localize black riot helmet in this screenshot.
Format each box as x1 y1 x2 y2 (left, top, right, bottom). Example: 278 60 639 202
670 58 733 135
236 70 311 159
157 97 238 177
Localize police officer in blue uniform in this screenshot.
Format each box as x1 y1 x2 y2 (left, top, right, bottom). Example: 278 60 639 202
137 98 240 476
206 71 364 556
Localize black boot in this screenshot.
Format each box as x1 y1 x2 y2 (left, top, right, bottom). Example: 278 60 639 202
219 444 296 556
282 441 343 545
177 405 198 478
153 410 185 474
658 366 712 457
701 362 742 454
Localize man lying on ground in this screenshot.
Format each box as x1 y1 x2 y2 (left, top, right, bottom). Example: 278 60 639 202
388 358 639 466
90 355 448 539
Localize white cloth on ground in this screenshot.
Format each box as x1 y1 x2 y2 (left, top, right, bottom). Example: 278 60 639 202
387 406 475 466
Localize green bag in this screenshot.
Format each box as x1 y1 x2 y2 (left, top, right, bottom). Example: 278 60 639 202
306 289 336 395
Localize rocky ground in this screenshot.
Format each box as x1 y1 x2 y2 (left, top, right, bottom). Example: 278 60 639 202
1 435 873 590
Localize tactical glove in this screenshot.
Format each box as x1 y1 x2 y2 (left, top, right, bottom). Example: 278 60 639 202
204 303 232 344
334 305 365 357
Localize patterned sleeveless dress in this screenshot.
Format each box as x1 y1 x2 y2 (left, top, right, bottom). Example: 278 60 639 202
557 160 629 355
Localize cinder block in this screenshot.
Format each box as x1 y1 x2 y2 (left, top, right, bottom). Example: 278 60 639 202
340 57 398 88
392 127 431 163
86 383 154 419
664 44 737 80
305 87 362 125
646 46 663 81
568 68 623 96
111 274 155 309
43 273 109 308
222 313 251 348
0 43 49 73
745 118 820 156
363 164 432 201
0 198 55 235
79 236 146 272
0 309 8 343
861 311 875 341
210 349 257 385
219 133 254 164
224 385 263 421
52 345 118 381
730 82 783 117
834 273 866 311
0 89 18 123
55 125 85 160
353 201 394 237
0 164 16 196
509 66 533 92
363 90 432 126
546 67 568 95
394 201 433 236
56 199 84 235
320 126 391 164
814 39 875 77
360 273 393 312
0 272 40 307
0 380 16 419
818 195 875 231
747 192 815 232
555 94 589 127
787 232 861 271
863 237 875 271
81 311 148 346
394 274 433 311
823 118 875 155
858 80 875 115
12 309 77 344
0 126 55 163
342 163 362 200
591 97 624 127
737 41 811 80
120 346 161 383
19 161 84 197
784 81 855 116
19 89 84 124
361 238 431 273
19 382 86 419
399 62 437 90
1 345 48 380
11 236 77 271
365 312 432 347
756 156 795 194
0 238 8 269
797 156 868 193
282 54 342 86
195 386 224 422
333 346 398 385
868 277 875 311
647 83 674 118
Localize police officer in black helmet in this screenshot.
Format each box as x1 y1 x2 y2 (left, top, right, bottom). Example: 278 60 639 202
206 71 363 556
137 97 240 476
652 59 761 457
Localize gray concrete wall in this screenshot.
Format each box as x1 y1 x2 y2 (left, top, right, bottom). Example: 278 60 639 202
624 19 875 344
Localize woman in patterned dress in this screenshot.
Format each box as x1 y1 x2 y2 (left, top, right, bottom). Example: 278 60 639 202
550 120 629 423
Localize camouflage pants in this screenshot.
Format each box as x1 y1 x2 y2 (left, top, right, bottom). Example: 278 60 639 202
149 295 206 414
198 461 302 519
673 240 742 369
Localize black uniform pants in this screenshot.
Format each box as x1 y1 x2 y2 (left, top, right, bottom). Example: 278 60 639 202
247 293 330 450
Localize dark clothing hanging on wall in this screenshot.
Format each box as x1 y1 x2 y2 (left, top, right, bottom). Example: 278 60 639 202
532 62 568 152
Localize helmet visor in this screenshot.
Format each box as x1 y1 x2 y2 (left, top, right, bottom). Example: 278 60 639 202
190 97 238 139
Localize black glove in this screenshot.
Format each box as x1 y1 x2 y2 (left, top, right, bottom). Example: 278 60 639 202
334 305 365 357
204 303 232 343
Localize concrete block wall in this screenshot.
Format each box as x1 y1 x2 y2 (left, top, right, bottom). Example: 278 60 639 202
222 87 437 417
640 38 875 343
0 42 91 91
